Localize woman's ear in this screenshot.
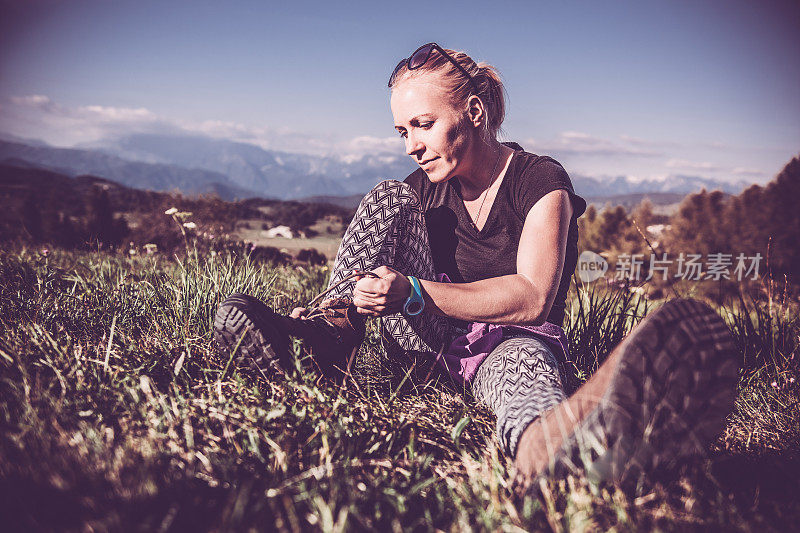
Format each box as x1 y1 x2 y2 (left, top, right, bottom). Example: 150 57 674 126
466 95 486 129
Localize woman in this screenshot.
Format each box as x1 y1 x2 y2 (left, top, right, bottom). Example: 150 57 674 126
214 43 739 487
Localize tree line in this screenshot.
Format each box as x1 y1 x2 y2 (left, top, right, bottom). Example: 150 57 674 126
578 156 800 298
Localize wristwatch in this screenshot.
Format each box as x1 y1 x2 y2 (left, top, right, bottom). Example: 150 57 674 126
403 275 425 316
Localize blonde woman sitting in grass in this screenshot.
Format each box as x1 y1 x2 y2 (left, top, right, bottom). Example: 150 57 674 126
215 43 739 488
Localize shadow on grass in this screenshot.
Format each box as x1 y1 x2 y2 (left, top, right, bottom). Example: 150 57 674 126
0 474 228 532
711 450 800 506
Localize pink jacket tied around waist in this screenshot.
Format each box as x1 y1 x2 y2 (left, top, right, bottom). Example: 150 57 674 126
430 274 571 387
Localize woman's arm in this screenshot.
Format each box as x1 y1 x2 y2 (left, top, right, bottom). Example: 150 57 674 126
352 188 574 325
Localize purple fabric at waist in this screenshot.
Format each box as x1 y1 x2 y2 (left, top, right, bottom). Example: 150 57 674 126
430 273 570 387
436 320 570 387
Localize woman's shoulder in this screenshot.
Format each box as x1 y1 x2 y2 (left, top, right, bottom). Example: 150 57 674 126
505 144 570 183
504 143 586 218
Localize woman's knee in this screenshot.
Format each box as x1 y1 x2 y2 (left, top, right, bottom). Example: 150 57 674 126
491 336 558 367
475 336 565 391
360 180 422 210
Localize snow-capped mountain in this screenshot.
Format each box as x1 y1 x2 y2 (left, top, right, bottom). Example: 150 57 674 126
1 133 750 201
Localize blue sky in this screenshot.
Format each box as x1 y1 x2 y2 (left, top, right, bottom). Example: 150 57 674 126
1 0 798 184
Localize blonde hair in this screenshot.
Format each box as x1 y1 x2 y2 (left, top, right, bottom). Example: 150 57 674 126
389 46 507 138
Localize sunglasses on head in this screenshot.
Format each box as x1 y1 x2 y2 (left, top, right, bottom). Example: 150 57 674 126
388 42 478 91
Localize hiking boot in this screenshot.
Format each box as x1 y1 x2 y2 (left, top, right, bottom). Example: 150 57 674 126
213 294 291 379
514 298 739 490
213 293 366 381
280 298 367 381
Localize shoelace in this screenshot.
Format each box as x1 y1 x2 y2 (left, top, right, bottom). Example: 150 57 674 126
303 270 449 387
303 270 379 323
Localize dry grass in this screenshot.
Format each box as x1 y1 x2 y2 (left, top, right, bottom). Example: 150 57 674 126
1 246 798 531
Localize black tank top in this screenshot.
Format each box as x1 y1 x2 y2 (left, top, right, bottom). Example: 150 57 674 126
404 142 587 326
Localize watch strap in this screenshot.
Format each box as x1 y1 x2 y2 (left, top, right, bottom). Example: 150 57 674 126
403 275 425 316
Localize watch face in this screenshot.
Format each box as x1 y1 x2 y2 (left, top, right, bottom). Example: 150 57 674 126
405 300 423 315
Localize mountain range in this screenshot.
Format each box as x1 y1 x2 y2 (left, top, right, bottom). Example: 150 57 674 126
0 133 750 202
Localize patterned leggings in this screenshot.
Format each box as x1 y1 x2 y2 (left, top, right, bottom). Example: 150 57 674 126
327 180 567 457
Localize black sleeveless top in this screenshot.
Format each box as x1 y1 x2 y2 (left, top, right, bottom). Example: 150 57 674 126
403 142 587 326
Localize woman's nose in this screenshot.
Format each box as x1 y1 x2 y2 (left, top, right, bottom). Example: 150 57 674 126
405 134 424 157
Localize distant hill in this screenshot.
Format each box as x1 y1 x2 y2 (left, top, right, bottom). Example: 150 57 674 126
570 173 747 198
83 133 416 199
91 133 751 198
0 161 355 254
0 160 354 220
0 160 166 218
585 192 689 214
1 134 753 201
299 192 693 213
0 140 258 200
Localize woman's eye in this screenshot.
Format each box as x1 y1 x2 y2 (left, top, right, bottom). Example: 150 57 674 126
419 122 433 129
398 130 407 138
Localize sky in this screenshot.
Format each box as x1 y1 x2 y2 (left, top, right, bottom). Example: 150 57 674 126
1 0 798 184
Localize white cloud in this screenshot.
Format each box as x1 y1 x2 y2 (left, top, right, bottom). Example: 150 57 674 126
2 94 397 158
11 94 52 107
665 158 723 172
618 134 680 149
186 121 403 158
344 135 403 154
10 94 63 115
525 131 662 158
622 173 668 183
193 119 262 138
187 119 309 151
561 131 593 140
79 105 157 122
3 94 174 145
0 94 774 187
732 167 765 177
11 94 158 124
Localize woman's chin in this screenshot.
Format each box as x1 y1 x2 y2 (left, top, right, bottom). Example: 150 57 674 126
424 168 452 184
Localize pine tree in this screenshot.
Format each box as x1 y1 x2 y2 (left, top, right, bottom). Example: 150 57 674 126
631 198 655 229
764 157 800 280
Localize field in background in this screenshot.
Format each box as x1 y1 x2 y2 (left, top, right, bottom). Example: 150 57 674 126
1 245 798 531
233 216 346 261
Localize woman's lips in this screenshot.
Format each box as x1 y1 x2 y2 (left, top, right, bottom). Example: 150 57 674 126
420 157 438 167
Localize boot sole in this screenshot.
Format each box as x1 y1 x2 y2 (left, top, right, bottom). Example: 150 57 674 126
213 293 290 377
548 299 739 488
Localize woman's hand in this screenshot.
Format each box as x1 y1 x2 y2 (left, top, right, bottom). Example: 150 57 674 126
353 265 412 316
289 307 308 319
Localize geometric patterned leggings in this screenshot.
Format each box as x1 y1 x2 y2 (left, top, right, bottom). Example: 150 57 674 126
325 180 567 458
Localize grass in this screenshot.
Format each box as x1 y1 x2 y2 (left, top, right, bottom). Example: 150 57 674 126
1 245 799 531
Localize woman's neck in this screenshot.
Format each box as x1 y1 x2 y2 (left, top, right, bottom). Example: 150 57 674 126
456 138 508 200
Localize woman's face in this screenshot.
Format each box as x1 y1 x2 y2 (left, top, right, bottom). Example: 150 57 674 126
390 75 476 183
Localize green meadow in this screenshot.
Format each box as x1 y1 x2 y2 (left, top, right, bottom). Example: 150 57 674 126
1 244 798 531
